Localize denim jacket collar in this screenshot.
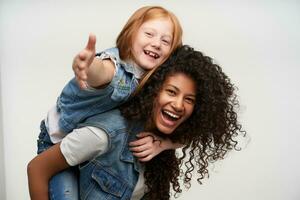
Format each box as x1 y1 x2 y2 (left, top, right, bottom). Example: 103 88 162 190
122 59 145 79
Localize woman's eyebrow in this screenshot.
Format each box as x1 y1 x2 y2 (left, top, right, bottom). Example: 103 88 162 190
187 93 196 97
166 84 196 96
165 84 179 91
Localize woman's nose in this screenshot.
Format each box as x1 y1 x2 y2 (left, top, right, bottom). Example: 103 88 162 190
172 98 184 112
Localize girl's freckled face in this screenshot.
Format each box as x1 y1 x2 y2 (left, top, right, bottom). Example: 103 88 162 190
131 17 173 70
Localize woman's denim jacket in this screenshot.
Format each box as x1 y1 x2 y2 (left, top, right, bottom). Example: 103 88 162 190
57 47 139 133
77 109 145 200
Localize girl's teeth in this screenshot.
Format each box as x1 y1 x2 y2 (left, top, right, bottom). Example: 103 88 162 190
145 50 159 59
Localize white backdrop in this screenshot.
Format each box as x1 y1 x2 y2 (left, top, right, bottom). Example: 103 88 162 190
1 0 300 199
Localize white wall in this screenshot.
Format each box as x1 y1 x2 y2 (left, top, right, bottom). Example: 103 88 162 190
1 0 300 199
0 65 6 200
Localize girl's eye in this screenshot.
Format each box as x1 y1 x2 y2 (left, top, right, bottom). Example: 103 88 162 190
162 39 171 46
145 32 153 37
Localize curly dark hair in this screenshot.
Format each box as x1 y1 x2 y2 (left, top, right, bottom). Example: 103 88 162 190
121 45 245 199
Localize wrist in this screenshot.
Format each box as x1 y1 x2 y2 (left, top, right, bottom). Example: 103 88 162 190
160 139 174 151
161 139 183 150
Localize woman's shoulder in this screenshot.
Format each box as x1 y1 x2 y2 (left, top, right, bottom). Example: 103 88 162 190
78 109 127 134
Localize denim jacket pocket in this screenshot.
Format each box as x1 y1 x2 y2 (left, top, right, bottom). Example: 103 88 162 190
91 168 127 198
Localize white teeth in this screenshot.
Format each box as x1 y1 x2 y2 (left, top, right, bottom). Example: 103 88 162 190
164 110 180 119
144 50 159 59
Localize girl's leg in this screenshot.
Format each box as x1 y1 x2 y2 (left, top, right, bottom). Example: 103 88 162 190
37 120 79 200
48 167 79 200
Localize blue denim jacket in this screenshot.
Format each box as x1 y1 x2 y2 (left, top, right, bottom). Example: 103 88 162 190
57 48 139 133
77 109 144 200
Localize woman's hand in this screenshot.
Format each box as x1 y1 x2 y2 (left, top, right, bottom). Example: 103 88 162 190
129 132 185 162
72 34 96 89
129 132 163 162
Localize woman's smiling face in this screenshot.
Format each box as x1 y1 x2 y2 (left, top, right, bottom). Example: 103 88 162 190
153 72 196 134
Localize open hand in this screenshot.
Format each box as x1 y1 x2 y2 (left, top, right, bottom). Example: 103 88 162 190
72 34 96 89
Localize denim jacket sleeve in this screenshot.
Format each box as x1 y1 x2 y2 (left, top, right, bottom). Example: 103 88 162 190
56 48 138 134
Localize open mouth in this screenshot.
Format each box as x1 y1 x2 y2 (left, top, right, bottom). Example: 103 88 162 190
144 50 160 59
162 110 181 122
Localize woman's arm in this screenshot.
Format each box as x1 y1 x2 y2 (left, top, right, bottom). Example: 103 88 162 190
27 143 69 200
72 34 115 89
27 126 108 200
129 132 184 162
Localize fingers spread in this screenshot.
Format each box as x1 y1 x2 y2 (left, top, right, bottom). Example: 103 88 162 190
74 67 87 80
78 51 87 61
86 34 96 51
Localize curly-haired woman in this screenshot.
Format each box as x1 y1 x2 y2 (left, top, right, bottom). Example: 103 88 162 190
27 45 245 200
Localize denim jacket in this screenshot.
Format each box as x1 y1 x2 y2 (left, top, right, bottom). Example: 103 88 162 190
57 48 139 133
77 109 145 200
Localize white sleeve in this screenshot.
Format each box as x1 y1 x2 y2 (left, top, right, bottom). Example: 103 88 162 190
60 126 109 166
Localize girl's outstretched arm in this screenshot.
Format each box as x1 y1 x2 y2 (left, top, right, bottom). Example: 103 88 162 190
72 34 115 89
27 143 69 200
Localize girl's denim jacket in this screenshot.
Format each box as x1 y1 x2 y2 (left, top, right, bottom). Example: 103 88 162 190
57 47 139 134
78 109 145 200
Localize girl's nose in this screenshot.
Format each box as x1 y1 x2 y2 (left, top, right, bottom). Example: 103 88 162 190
151 37 161 49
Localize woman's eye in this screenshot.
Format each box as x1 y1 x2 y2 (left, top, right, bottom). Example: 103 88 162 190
166 89 176 96
185 98 195 104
